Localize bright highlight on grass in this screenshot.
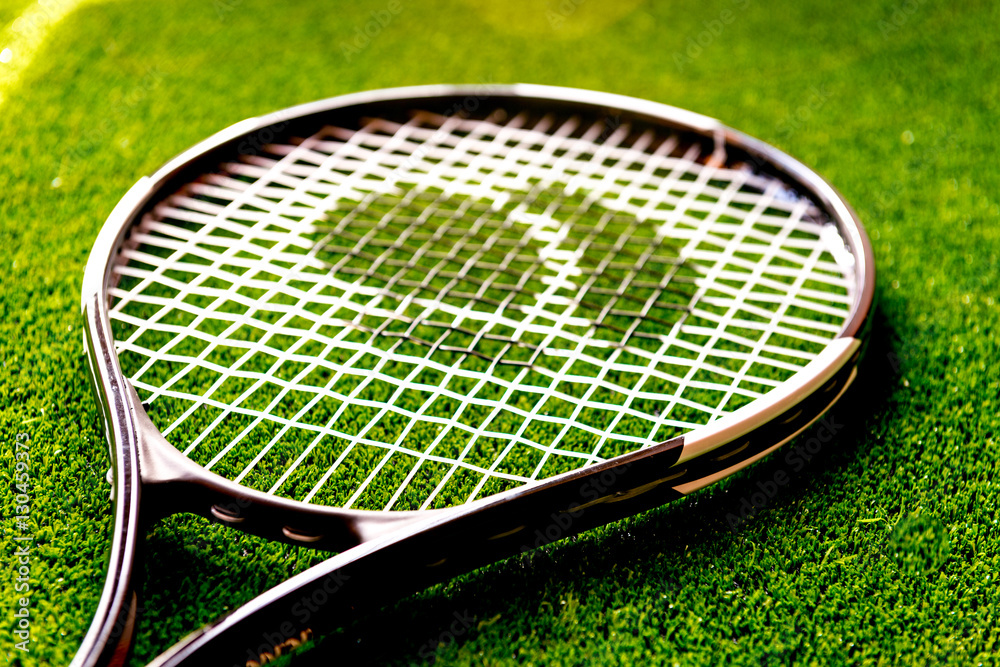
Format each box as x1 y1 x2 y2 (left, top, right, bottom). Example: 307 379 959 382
0 0 91 106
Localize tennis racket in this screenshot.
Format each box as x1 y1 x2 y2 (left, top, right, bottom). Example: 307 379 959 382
74 84 874 667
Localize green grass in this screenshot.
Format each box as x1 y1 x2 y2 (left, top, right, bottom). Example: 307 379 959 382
1 0 999 665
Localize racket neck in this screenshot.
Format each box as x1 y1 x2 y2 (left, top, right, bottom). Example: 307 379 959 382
126 381 428 551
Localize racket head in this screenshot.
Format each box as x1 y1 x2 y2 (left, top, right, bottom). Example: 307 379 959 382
76 84 874 666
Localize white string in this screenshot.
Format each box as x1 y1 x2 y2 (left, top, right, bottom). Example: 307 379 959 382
108 105 856 510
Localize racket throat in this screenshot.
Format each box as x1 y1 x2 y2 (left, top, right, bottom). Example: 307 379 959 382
125 381 429 551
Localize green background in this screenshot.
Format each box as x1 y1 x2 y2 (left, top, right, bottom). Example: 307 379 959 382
1 0 998 665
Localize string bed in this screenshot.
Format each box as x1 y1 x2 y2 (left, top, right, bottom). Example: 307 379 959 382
108 106 854 511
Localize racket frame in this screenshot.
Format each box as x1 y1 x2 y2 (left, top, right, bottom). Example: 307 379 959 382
74 84 875 667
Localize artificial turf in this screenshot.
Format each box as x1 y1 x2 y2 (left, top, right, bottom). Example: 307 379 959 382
1 0 999 665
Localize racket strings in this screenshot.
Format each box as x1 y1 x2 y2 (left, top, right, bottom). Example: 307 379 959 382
107 104 854 510
312 185 701 508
